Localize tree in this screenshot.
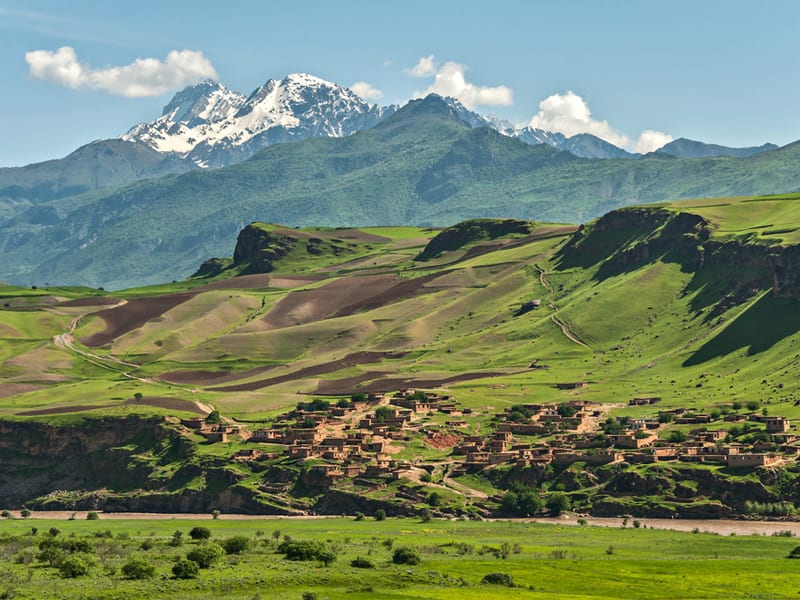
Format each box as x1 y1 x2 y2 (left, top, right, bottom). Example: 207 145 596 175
428 491 442 507
546 492 571 516
121 557 156 580
374 509 386 521
172 559 199 579
392 547 421 565
20 508 31 519
59 555 89 578
419 508 433 523
189 526 211 540
221 536 251 555
186 543 224 568
211 509 221 520
375 406 392 421
337 398 353 408
86 511 99 520
557 404 577 418
318 549 337 567
668 430 687 443
501 486 543 517
169 530 184 547
206 410 222 424
350 393 368 403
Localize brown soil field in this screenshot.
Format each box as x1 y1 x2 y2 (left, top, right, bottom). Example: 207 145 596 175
322 228 391 243
124 396 205 414
261 273 445 330
193 274 322 292
16 403 117 416
313 371 393 395
57 296 121 307
80 293 194 347
159 364 277 385
209 351 407 392
331 371 509 394
0 383 45 399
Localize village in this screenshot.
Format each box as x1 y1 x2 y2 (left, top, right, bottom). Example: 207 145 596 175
178 385 798 495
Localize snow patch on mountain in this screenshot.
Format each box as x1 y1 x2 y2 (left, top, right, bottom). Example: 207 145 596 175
123 74 395 168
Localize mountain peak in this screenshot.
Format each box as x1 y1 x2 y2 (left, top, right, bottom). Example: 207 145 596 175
124 72 394 168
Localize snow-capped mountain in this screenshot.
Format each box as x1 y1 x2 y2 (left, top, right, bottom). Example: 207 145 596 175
123 73 395 168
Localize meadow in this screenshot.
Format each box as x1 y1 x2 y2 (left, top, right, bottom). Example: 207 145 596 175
0 516 798 599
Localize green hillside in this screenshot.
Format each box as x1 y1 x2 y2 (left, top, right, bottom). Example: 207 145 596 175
1 194 800 517
2 97 800 289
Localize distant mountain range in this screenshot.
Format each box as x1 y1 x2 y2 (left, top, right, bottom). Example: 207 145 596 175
1 93 798 290
0 72 785 215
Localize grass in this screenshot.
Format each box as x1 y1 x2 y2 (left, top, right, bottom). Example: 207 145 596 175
0 517 797 599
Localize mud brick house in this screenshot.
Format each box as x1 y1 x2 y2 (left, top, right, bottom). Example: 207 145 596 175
766 417 791 433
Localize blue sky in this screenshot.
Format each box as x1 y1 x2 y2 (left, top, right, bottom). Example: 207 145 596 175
1 0 798 166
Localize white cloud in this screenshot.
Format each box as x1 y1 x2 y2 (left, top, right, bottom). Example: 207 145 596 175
529 90 629 148
412 60 513 110
406 54 437 77
635 129 673 153
350 81 383 100
25 46 218 97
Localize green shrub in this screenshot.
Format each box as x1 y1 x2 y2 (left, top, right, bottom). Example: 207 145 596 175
392 547 421 565
481 572 515 586
501 486 543 517
121 558 156 580
186 544 224 568
172 559 199 579
546 492 571 516
350 557 375 568
374 509 386 521
189 526 211 540
221 536 251 555
59 555 89 578
277 540 327 561
86 511 99 521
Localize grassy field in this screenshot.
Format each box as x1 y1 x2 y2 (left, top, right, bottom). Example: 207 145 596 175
0 517 798 599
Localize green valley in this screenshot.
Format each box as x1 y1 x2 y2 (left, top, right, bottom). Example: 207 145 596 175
1 193 800 522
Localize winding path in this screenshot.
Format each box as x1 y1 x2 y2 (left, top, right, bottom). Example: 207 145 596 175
535 265 591 351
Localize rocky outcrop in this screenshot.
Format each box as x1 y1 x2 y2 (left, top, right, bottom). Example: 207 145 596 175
232 224 296 274
562 207 800 300
416 218 536 260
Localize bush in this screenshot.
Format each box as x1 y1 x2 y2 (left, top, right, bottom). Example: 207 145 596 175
221 536 251 555
0 510 10 519
86 511 99 521
172 558 199 579
428 492 442 507
302 593 319 600
546 492 571 516
668 430 687 443
278 540 329 562
121 557 156 580
59 555 89 578
189 526 211 540
354 512 365 521
169 530 183 547
374 509 386 521
350 557 375 568
419 508 433 523
49 527 62 537
481 572 515 586
186 544 224 568
20 509 31 519
788 546 800 559
501 486 543 517
317 549 337 567
392 547 421 565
